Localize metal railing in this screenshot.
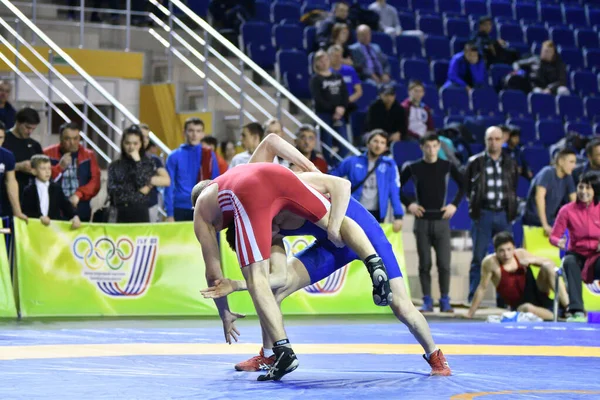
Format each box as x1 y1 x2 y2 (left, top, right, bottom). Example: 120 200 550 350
6 0 361 161
0 0 171 159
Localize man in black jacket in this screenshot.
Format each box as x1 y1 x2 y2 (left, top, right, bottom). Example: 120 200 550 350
465 126 518 302
365 84 406 143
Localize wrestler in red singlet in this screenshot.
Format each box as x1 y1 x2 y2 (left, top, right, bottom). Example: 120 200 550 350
211 162 330 267
496 256 528 309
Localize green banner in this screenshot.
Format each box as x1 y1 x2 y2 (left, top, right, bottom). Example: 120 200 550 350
222 224 408 315
15 219 216 317
0 233 16 318
524 226 600 311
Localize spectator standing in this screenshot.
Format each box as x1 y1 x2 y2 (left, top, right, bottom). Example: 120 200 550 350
201 136 229 175
295 124 329 173
366 84 406 142
511 41 569 95
400 80 435 141
229 122 265 168
550 172 600 322
316 1 352 49
368 0 424 39
349 25 392 85
331 129 403 231
329 45 363 115
44 122 101 222
139 123 171 223
309 50 350 162
108 126 162 223
220 140 236 166
501 126 533 180
263 118 290 168
401 133 464 312
465 126 519 302
472 16 519 66
443 42 488 92
0 80 16 130
326 23 353 65
22 155 80 229
522 149 577 235
572 139 600 183
0 121 27 221
165 117 220 222
3 107 42 202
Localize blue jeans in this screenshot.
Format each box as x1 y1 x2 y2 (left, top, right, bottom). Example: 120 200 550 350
468 209 511 302
318 113 349 165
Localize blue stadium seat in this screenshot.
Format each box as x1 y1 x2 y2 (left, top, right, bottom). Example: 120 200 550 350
189 0 209 18
508 42 530 56
241 22 272 52
441 86 470 113
398 11 417 31
537 120 565 147
304 26 316 52
273 25 303 50
402 58 431 82
563 6 588 27
472 87 500 115
571 70 599 96
540 4 563 25
271 2 301 24
463 0 487 16
372 32 395 56
253 0 270 21
411 0 436 13
350 111 367 140
438 0 462 15
589 8 600 27
432 60 450 86
489 63 512 90
396 35 423 58
559 47 584 71
278 50 310 97
425 36 451 60
529 92 558 119
499 23 524 43
514 3 539 23
565 121 593 137
451 36 469 55
550 27 576 48
301 3 328 14
517 176 530 199
389 0 410 8
432 113 445 128
585 97 600 121
500 90 529 117
388 56 401 82
450 200 471 231
558 95 586 121
523 146 551 175
584 49 600 70
489 1 513 18
393 140 422 167
394 82 408 102
417 15 445 36
357 82 378 112
445 18 471 38
595 123 600 135
525 26 549 46
248 42 276 69
423 83 441 113
507 117 537 144
576 28 600 49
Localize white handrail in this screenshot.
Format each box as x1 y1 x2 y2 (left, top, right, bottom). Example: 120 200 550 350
0 50 111 162
166 0 360 156
0 0 172 155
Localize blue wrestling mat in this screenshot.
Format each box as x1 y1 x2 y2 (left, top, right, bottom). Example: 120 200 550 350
0 319 599 400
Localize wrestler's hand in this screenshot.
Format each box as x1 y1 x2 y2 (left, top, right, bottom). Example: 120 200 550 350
201 278 236 299
328 228 345 248
222 310 245 344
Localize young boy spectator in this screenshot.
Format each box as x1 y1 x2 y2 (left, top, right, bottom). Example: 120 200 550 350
400 80 435 141
22 155 80 229
443 42 487 92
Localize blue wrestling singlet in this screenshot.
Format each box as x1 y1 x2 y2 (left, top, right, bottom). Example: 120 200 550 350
279 197 402 284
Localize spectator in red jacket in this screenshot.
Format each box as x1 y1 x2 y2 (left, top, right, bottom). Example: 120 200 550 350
44 122 100 222
400 80 435 141
201 136 228 175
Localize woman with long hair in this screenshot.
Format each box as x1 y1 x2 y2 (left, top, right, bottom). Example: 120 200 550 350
327 23 353 65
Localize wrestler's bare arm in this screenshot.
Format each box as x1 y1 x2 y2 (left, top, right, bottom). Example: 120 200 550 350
248 133 319 172
514 249 555 269
467 255 497 318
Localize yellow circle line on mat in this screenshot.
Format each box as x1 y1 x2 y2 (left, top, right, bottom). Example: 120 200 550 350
450 390 600 399
0 344 598 361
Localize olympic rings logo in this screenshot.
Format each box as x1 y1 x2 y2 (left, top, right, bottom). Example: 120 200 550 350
73 236 134 270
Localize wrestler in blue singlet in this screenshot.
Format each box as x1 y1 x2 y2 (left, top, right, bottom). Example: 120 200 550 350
279 197 402 285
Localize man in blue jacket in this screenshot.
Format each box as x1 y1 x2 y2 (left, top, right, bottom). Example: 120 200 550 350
442 42 487 92
331 129 403 232
165 117 220 222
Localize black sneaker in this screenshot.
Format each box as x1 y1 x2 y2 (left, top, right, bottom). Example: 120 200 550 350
365 256 393 306
257 346 299 381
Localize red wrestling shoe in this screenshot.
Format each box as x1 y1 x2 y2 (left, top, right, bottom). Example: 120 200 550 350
423 349 452 376
234 348 275 372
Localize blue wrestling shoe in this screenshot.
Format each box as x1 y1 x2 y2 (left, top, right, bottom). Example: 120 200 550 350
365 255 393 306
439 296 454 313
420 296 433 312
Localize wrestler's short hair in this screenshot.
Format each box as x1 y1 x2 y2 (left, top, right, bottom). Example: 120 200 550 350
191 180 212 208
493 232 515 250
